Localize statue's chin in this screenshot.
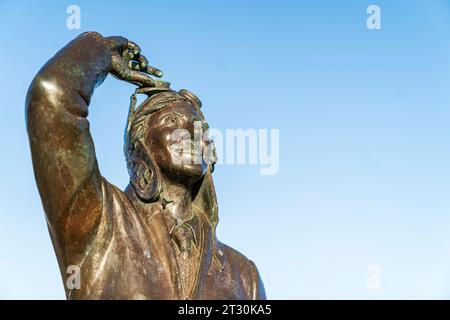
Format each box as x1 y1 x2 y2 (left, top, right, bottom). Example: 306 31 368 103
161 162 207 185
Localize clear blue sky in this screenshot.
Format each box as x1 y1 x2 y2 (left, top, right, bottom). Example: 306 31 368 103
1 0 450 299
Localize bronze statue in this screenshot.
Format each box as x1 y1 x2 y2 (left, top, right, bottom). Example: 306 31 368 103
26 32 266 299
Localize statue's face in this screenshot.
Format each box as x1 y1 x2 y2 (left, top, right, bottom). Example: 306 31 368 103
144 100 209 185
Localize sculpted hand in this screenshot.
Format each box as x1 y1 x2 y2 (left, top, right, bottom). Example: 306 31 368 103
105 36 170 88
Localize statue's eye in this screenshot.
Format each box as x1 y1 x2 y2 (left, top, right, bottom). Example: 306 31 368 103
163 116 177 124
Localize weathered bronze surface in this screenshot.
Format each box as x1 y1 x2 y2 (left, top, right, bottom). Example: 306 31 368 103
26 32 266 299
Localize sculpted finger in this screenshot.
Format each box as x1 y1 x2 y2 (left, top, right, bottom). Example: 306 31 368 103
136 54 163 77
122 49 135 61
125 69 155 86
126 70 169 87
146 65 163 78
138 55 149 69
127 41 141 55
128 61 143 71
110 51 169 87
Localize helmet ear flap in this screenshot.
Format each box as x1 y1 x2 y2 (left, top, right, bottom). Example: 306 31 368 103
128 142 162 202
125 92 162 202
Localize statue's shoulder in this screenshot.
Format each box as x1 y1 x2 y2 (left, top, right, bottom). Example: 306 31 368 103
216 241 258 276
215 241 266 299
99 178 141 219
101 178 129 204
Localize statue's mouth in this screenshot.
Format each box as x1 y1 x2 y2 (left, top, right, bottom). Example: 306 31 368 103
169 140 204 164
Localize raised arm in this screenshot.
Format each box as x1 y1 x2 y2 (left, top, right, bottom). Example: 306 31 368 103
26 31 166 262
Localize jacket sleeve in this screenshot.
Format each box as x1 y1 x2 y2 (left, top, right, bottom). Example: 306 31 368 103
26 32 113 264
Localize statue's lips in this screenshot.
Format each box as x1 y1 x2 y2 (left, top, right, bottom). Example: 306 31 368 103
169 141 204 163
